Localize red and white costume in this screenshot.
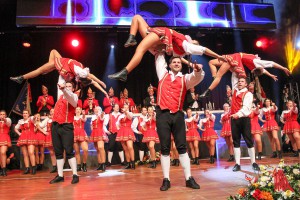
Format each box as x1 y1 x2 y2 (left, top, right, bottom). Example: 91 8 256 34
148 27 206 57
0 118 12 147
260 107 279 132
131 115 147 135
141 117 160 143
104 112 121 134
54 57 89 82
73 116 89 142
83 98 99 113
15 117 37 146
41 117 53 147
90 114 108 142
199 114 219 141
35 121 46 146
241 53 274 72
280 107 300 134
249 109 263 135
185 115 201 141
36 95 55 113
116 112 136 142
220 111 231 137
119 98 135 111
103 96 119 114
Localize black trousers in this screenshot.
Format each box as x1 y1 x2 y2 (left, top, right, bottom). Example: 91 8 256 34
156 107 187 155
231 117 254 148
51 122 75 160
135 134 148 151
107 133 123 152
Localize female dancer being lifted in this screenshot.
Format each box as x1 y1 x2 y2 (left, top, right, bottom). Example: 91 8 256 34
10 49 108 96
108 15 225 82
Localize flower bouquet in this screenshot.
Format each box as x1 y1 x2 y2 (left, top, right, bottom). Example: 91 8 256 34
228 160 300 200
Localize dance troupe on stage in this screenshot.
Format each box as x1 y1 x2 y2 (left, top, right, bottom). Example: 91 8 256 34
3 15 299 191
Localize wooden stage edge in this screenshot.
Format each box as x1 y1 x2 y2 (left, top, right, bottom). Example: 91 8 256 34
0 155 299 200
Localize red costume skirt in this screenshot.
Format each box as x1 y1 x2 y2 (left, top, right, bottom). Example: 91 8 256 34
0 133 11 147
251 121 263 135
90 128 108 142
44 132 53 148
186 129 201 141
142 129 160 143
261 120 279 132
36 131 46 146
17 130 37 146
74 128 89 142
282 121 300 134
116 127 136 142
202 128 219 141
220 123 232 137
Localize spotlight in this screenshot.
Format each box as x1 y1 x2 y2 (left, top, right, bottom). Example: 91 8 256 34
255 38 268 49
296 40 300 49
71 39 79 47
22 33 31 48
111 45 115 49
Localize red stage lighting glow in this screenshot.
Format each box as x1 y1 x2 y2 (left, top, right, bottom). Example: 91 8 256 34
71 39 79 47
255 38 268 48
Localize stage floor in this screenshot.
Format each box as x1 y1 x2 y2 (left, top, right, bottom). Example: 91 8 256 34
0 155 299 200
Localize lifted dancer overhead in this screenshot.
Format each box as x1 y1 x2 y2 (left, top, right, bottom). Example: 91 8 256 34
200 52 291 98
108 14 226 82
10 49 108 96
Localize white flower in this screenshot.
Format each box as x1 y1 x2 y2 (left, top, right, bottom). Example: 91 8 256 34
260 176 270 182
282 190 294 199
293 168 300 175
259 181 266 187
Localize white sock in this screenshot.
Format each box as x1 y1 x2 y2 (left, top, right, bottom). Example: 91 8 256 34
68 157 78 175
179 153 191 180
139 150 144 161
248 147 256 164
161 155 170 180
57 159 64 177
233 148 241 165
118 151 124 163
108 152 113 163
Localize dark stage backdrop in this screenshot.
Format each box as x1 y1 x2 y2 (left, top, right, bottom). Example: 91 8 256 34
1 29 299 125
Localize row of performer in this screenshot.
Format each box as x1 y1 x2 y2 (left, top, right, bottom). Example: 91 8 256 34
1 98 299 176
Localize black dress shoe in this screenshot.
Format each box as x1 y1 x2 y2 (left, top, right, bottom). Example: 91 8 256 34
50 166 57 173
257 152 262 160
23 167 30 174
209 156 215 164
137 161 144 166
124 163 131 169
232 164 241 172
101 163 106 172
292 151 299 157
77 164 82 171
124 34 137 47
148 161 157 169
10 76 24 84
82 163 87 172
0 168 3 176
31 166 37 175
49 175 64 184
199 89 211 98
106 162 111 167
270 152 277 158
186 177 200 189
120 162 126 166
108 68 128 82
252 163 260 171
131 161 135 170
195 157 200 165
2 168 7 176
96 163 102 171
160 178 171 191
71 174 79 184
227 155 235 162
278 151 283 159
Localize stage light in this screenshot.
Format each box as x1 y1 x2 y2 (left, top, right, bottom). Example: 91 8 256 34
255 38 268 49
22 33 31 48
296 40 300 49
71 39 79 47
256 40 262 48
111 45 115 49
